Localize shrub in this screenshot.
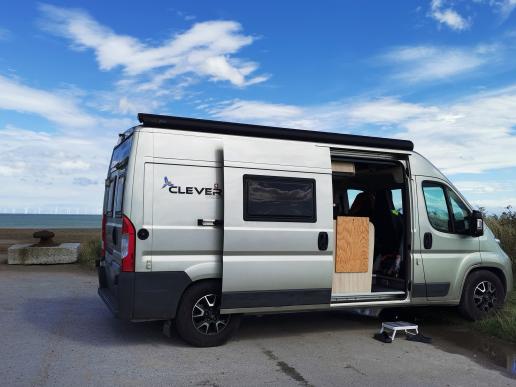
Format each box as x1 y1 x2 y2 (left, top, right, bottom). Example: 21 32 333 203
482 206 516 265
78 239 101 270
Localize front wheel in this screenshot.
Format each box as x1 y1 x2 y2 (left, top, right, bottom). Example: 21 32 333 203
175 281 241 347
459 270 505 321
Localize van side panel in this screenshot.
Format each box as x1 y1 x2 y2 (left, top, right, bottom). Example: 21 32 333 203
150 162 223 277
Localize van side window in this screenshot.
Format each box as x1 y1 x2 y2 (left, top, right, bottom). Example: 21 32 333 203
422 183 450 232
347 189 363 209
447 189 470 233
422 182 472 234
391 188 403 214
243 175 316 222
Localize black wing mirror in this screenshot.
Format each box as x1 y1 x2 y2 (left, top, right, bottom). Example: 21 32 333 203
468 210 484 237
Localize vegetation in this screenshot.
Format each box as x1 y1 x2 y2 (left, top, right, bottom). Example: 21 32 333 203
482 206 516 266
475 285 516 343
78 238 101 270
476 206 516 342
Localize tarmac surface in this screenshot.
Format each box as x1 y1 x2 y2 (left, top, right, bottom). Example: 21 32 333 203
0 264 515 386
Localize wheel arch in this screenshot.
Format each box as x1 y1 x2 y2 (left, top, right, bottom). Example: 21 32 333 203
174 277 222 318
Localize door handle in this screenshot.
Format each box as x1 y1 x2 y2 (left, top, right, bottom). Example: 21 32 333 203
318 232 329 251
424 232 433 250
197 219 223 227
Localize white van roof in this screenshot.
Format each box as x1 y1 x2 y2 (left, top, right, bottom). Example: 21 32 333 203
137 113 414 152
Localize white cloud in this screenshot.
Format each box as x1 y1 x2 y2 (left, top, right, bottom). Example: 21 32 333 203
39 4 268 90
0 125 111 214
0 75 96 128
468 196 516 210
381 45 494 83
453 180 507 194
346 98 438 124
494 0 516 21
208 85 516 176
429 0 470 31
343 91 516 174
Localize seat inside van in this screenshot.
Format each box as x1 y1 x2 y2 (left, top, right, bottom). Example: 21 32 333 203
331 159 407 298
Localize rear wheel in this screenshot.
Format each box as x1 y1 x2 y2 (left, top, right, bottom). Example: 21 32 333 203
175 281 240 347
459 270 505 321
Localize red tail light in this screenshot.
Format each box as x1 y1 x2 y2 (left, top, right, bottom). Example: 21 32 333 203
120 215 136 272
101 214 107 258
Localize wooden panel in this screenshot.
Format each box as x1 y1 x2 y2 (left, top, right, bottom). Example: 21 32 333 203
335 216 369 273
332 221 374 294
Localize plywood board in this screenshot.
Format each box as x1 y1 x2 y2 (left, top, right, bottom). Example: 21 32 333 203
335 216 369 273
332 221 374 294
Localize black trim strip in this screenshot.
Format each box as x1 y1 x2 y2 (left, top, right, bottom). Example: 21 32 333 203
411 282 450 298
427 282 450 297
138 113 414 151
221 288 331 309
412 283 427 298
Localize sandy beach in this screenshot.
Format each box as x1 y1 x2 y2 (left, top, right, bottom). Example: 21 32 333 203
0 228 100 263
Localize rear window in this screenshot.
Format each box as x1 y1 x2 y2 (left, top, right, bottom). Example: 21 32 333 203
104 136 133 217
110 136 133 170
105 178 116 216
114 175 125 216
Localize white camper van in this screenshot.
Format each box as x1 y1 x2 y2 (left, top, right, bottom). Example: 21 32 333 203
98 113 513 347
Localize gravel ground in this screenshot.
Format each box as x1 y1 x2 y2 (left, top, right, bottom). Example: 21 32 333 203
0 264 514 387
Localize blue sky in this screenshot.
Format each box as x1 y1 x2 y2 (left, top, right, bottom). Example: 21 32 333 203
1 0 516 214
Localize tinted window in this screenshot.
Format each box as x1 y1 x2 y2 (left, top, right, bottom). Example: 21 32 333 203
422 184 450 232
448 189 470 233
114 175 125 217
244 175 316 222
110 136 133 170
106 179 116 216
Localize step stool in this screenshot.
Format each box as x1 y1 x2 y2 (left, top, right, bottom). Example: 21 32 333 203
379 321 419 341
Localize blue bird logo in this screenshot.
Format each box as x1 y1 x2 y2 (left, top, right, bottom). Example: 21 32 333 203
162 176 173 189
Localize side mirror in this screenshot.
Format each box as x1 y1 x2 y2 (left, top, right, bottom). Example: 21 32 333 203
468 210 484 237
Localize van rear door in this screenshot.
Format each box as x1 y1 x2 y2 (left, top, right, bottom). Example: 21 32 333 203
101 136 134 304
220 138 334 312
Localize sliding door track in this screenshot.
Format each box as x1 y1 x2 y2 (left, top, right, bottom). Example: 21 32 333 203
331 291 406 303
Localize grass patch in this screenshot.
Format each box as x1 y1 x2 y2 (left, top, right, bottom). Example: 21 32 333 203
78 239 101 270
474 285 516 343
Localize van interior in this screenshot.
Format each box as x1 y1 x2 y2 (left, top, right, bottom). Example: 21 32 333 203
331 158 408 302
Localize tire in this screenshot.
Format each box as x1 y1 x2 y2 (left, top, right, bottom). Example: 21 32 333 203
175 280 241 347
459 270 505 321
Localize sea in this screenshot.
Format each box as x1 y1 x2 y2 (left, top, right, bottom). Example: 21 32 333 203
0 214 102 229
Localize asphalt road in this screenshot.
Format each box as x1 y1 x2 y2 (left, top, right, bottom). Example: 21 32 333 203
0 264 514 387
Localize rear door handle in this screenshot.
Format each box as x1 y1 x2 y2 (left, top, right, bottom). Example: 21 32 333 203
423 232 433 250
197 219 223 227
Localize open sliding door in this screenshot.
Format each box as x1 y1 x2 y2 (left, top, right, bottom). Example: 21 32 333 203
220 137 334 313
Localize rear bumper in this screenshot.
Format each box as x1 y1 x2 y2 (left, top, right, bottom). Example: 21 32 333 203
97 266 192 321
